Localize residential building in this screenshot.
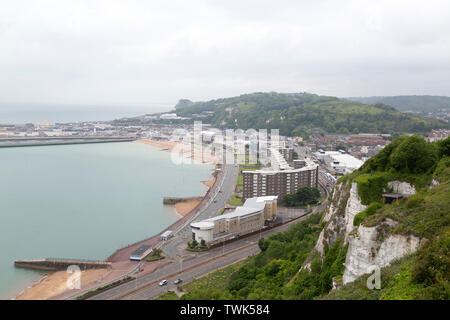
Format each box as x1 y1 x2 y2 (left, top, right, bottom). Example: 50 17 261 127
242 154 319 200
190 196 278 245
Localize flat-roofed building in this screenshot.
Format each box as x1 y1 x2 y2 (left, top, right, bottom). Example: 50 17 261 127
278 148 294 162
129 245 153 261
190 196 277 245
242 158 318 200
314 150 363 176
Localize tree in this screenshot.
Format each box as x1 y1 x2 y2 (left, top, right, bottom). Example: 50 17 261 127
437 137 450 157
296 187 321 205
282 194 297 207
258 238 269 251
388 135 438 173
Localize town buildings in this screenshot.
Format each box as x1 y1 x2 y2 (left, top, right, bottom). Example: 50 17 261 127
314 150 363 176
190 196 278 245
427 129 450 142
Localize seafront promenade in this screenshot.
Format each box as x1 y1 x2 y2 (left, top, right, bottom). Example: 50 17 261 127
46 160 229 300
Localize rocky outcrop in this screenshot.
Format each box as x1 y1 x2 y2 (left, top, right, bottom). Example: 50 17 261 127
314 182 366 256
342 219 422 284
343 183 368 243
309 178 424 286
387 181 416 196
431 179 440 188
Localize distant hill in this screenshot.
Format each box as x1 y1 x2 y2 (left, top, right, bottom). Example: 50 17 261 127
175 92 450 136
347 95 450 113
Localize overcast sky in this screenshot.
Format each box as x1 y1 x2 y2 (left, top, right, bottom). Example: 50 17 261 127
1 0 449 109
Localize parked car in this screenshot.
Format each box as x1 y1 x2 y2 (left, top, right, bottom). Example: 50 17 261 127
174 278 183 284
159 280 168 286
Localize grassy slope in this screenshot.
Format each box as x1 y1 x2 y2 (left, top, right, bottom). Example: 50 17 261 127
347 95 450 113
326 137 450 299
175 92 449 136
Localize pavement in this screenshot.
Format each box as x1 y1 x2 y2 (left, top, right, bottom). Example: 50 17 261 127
162 164 239 258
63 151 331 300
87 196 329 300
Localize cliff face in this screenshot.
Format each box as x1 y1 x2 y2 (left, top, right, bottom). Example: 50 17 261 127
342 219 422 284
313 180 423 285
315 182 366 256
387 180 417 196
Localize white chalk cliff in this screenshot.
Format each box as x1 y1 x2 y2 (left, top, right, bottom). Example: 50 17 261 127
310 180 423 286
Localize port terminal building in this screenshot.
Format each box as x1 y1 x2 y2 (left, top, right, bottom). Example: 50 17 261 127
190 196 278 245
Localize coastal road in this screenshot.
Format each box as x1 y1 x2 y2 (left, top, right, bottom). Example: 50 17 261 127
88 200 328 300
162 163 239 258
85 159 329 300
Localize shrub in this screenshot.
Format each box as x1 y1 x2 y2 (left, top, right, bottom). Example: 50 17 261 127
353 202 382 226
405 194 424 209
355 173 388 205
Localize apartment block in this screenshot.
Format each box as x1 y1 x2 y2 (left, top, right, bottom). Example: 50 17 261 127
242 157 319 200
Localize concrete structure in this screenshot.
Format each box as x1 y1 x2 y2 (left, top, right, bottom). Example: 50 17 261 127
129 245 153 261
14 258 111 271
278 147 294 162
190 196 278 245
242 156 318 200
190 221 215 243
293 159 306 169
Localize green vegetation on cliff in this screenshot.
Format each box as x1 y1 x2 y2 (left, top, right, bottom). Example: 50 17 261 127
175 92 449 136
330 136 450 299
159 213 352 300
158 136 449 300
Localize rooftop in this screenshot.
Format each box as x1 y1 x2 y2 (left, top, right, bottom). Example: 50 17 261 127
130 245 152 257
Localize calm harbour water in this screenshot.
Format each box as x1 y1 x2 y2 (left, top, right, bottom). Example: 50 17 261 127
0 142 213 299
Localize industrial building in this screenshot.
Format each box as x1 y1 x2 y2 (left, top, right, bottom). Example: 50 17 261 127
129 245 153 261
314 150 363 176
190 196 278 245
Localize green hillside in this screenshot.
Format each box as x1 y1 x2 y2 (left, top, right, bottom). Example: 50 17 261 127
175 92 449 136
347 95 450 113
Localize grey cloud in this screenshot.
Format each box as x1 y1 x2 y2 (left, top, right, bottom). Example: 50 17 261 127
0 0 449 107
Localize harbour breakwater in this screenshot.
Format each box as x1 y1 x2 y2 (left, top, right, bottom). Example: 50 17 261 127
0 136 135 148
162 196 203 205
14 258 112 271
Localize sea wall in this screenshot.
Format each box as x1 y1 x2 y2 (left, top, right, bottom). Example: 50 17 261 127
163 197 204 205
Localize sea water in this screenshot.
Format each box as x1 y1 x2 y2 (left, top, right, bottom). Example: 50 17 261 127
0 142 213 299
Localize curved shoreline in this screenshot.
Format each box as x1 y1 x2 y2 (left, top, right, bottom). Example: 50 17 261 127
12 139 219 300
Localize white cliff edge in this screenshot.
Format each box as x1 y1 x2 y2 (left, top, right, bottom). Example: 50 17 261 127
311 180 423 286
